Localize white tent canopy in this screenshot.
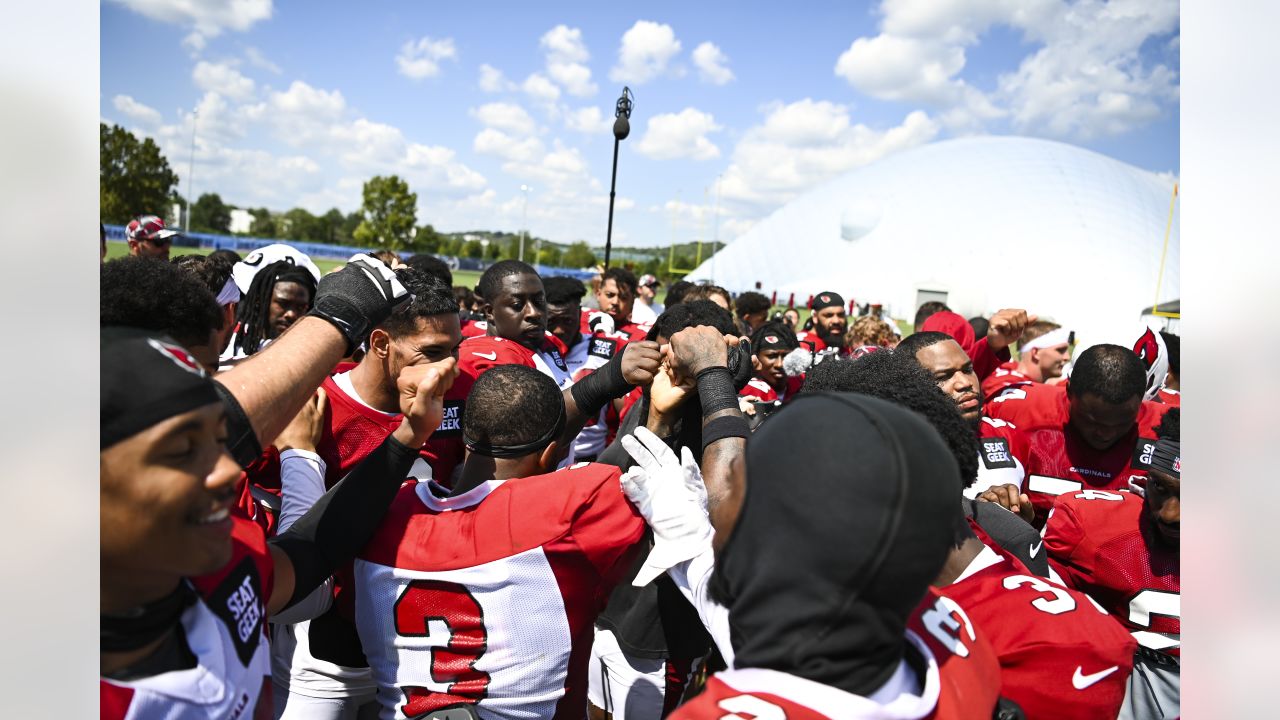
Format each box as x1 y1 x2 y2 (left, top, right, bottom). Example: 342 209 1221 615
689 136 1179 348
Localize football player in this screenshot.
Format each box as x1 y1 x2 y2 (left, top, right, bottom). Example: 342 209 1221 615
738 321 804 407
981 320 1072 399
586 266 652 344
794 291 847 355
893 331 1033 503
351 365 648 716
919 308 1033 381
981 344 1169 527
545 275 625 463
1044 408 1180 719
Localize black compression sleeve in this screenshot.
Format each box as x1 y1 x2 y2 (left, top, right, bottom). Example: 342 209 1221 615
269 432 419 610
213 380 263 468
570 347 632 416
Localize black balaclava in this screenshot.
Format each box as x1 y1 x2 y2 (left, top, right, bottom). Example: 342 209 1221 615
102 326 221 449
711 392 962 696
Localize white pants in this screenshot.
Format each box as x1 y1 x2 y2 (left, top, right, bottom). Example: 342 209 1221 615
273 684 379 720
586 626 699 719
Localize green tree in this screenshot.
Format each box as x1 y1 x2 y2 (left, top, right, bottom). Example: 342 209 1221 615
342 212 363 245
462 239 485 259
248 208 277 238
540 245 563 267
281 208 317 241
190 193 232 233
322 208 345 244
353 175 417 250
412 224 442 253
563 241 597 269
100 123 180 224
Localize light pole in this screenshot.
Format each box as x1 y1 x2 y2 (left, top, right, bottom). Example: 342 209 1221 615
519 184 530 262
185 108 198 234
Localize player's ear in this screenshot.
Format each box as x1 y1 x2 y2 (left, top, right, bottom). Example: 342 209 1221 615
368 328 392 359
539 439 570 472
751 354 762 372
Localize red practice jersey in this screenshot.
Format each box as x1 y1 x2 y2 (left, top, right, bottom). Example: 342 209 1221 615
352 464 645 718
984 383 1169 527
460 318 489 338
981 360 1034 400
939 544 1136 718
562 333 621 459
581 309 651 346
101 517 275 720
738 375 805 405
457 335 573 389
970 417 1031 498
673 588 1001 720
1043 489 1180 658
1157 387 1181 407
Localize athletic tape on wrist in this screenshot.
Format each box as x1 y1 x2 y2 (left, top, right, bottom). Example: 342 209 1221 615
696 366 739 416
702 415 750 451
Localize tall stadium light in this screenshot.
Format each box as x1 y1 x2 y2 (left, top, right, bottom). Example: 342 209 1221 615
519 184 530 262
603 87 633 270
185 108 198 234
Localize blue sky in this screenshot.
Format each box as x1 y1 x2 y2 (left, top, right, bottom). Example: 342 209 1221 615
101 0 1179 248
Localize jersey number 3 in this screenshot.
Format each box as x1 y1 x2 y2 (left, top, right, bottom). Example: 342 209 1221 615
394 580 491 716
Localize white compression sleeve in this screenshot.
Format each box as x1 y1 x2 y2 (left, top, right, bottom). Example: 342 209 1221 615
271 449 335 624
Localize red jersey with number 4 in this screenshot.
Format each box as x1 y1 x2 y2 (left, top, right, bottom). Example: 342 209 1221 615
352 464 645 719
672 588 1001 720
101 517 275 720
984 383 1169 527
939 544 1136 718
1044 489 1180 658
981 360 1035 400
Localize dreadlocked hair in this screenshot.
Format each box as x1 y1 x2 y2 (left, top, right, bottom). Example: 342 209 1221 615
234 259 317 355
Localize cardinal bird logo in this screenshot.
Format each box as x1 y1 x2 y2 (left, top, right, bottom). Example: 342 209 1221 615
147 338 207 377
819 294 830 303
765 335 779 344
1133 328 1161 370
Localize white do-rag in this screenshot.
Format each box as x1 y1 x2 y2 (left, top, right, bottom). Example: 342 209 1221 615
231 243 323 294
1020 326 1072 354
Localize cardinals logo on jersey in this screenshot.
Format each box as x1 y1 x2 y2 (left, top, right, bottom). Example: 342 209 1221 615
147 338 206 377
1133 328 1161 369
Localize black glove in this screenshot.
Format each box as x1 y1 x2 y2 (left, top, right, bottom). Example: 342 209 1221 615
307 255 410 354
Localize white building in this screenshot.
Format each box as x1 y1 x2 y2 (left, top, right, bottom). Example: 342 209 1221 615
688 136 1179 349
229 208 255 235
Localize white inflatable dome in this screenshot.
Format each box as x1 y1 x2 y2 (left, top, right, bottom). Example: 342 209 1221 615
689 136 1179 347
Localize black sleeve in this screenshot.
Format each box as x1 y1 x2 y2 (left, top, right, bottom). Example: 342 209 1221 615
269 431 419 610
964 498 1050 577
595 400 646 470
213 380 263 469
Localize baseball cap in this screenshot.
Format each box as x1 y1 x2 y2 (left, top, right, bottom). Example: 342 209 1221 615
126 215 179 243
638 273 660 288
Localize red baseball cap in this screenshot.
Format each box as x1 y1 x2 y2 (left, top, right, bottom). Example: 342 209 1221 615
125 215 179 242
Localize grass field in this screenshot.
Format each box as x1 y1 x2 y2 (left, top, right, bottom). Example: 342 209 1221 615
104 241 483 289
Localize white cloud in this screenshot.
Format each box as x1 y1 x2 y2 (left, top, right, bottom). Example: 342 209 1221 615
474 128 545 164
470 102 537 137
192 61 256 102
245 46 282 74
479 63 515 93
718 101 939 208
396 36 458 80
834 0 1178 138
565 106 611 135
334 118 486 196
541 25 597 97
692 42 734 85
182 31 206 55
112 94 162 127
635 108 723 161
522 72 561 103
108 0 272 36
610 20 681 84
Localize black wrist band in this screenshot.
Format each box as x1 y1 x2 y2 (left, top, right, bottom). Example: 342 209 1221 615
571 347 630 416
213 380 263 468
702 415 750 451
696 366 739 416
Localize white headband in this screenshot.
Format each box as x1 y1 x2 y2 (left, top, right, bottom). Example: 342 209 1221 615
215 276 241 307
1021 327 1071 353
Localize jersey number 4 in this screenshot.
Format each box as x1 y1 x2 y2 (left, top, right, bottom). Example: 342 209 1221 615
394 580 491 716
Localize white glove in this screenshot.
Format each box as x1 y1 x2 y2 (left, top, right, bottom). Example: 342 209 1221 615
588 310 616 336
620 427 714 586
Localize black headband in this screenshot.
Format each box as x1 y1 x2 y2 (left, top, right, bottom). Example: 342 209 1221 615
101 328 221 449
464 400 566 459
1150 438 1180 479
